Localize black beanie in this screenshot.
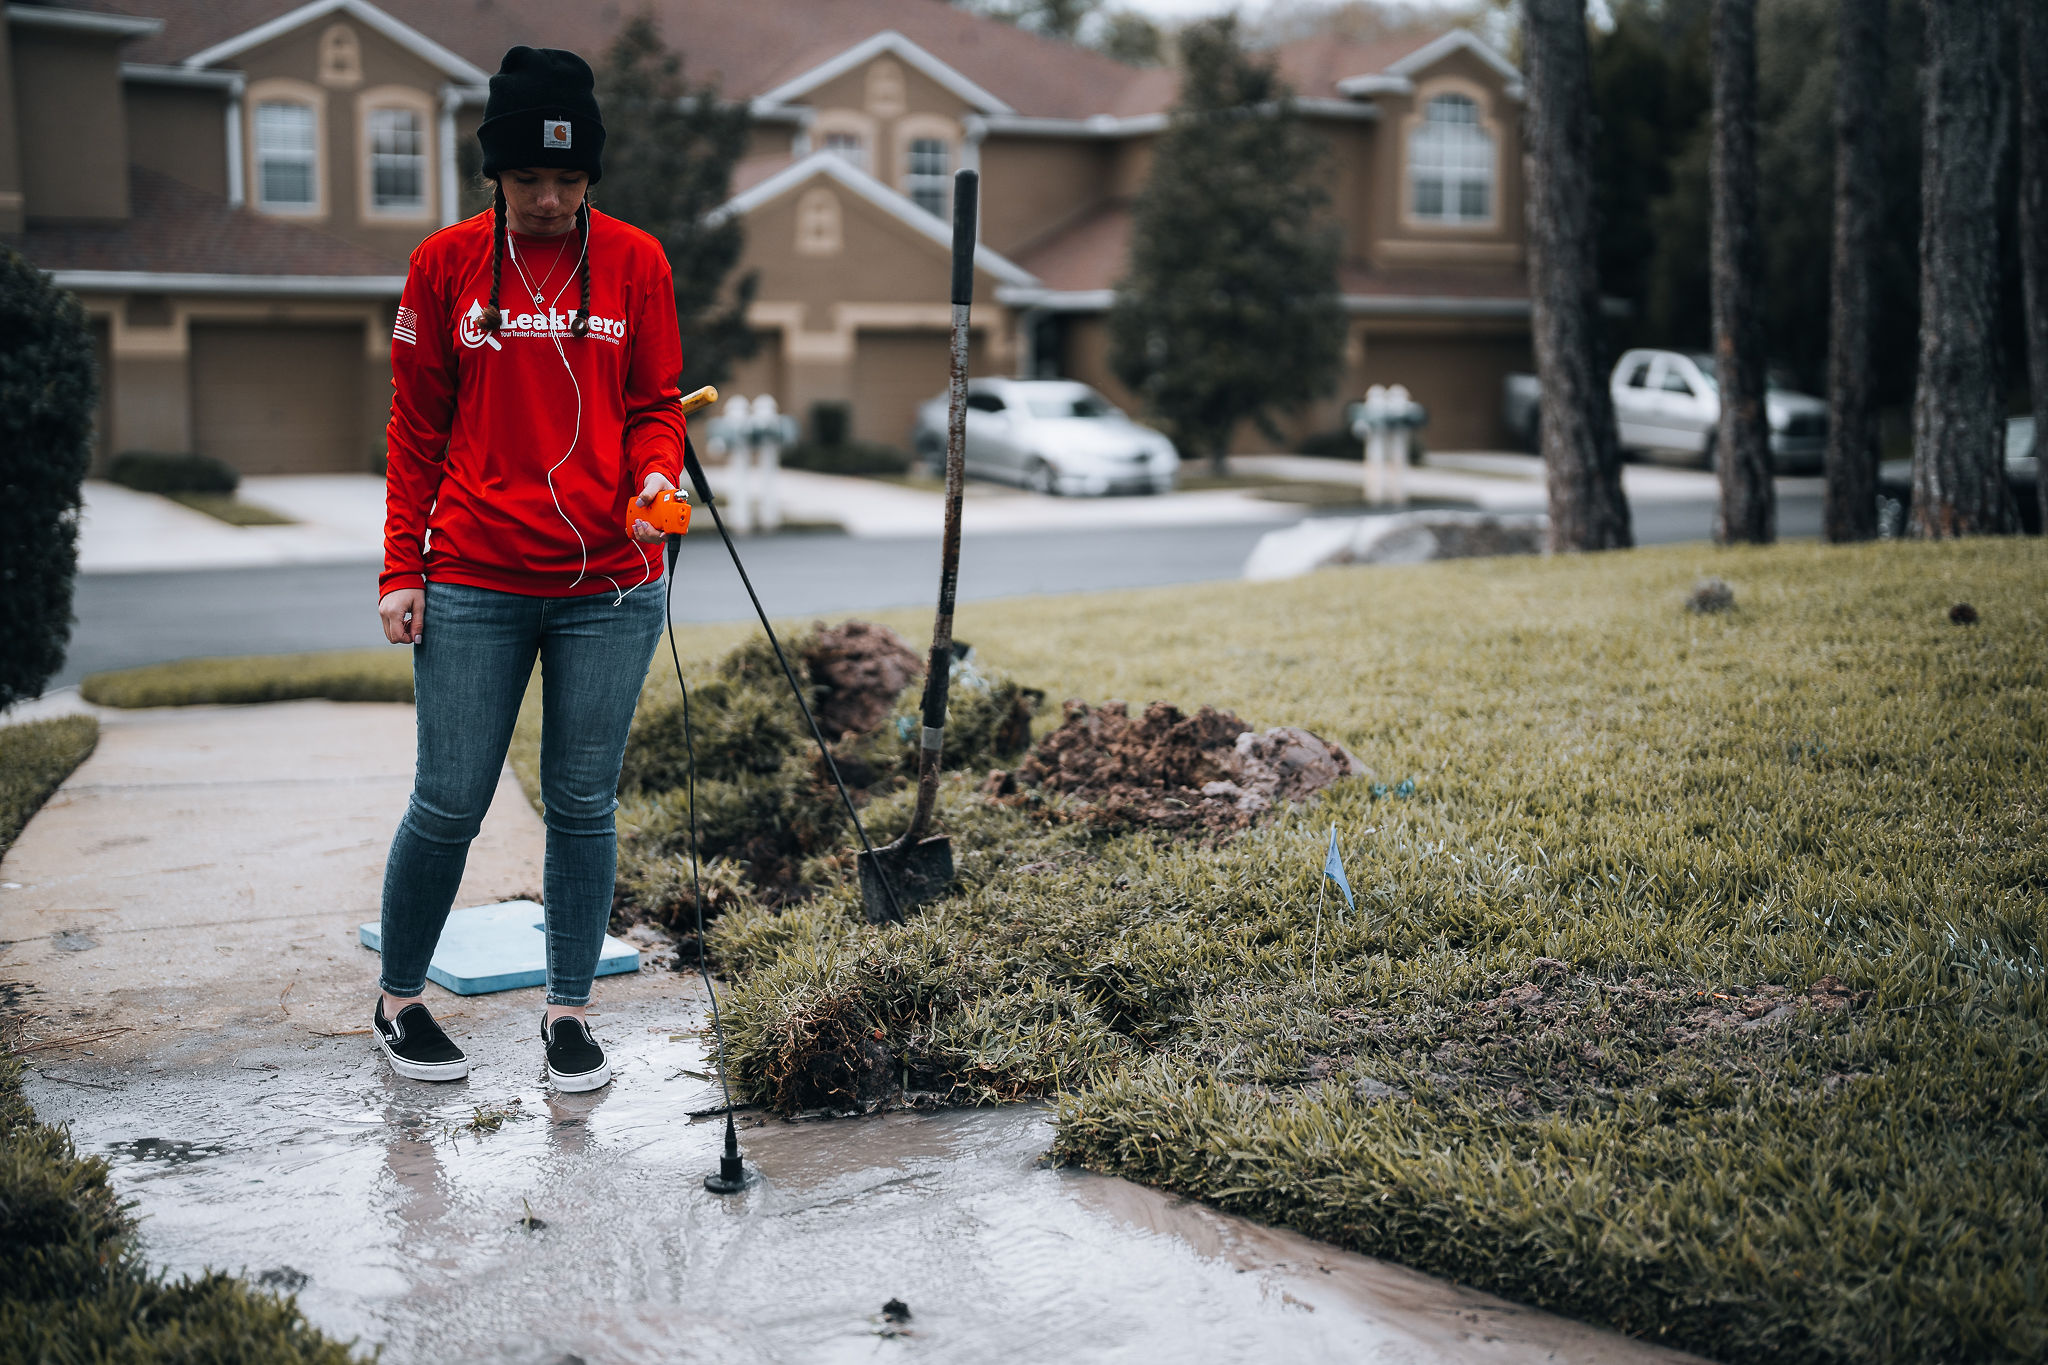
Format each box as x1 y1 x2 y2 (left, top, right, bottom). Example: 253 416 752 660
478 47 604 184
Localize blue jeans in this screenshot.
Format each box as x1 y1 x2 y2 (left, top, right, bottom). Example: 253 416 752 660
378 579 665 1006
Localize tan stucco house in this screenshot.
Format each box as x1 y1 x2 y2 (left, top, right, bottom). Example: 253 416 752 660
2 0 1532 473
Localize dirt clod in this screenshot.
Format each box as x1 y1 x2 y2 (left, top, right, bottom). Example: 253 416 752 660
1686 576 1735 613
802 621 924 738
1013 701 1361 835
1948 602 1978 625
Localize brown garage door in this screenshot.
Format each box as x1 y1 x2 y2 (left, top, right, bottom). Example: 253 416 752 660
190 324 365 474
851 329 993 449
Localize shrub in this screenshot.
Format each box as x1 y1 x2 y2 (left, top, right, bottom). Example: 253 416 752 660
1296 426 1361 460
783 440 911 477
106 450 239 495
0 247 97 709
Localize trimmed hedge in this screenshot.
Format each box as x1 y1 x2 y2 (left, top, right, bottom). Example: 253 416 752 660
0 247 97 709
108 451 240 495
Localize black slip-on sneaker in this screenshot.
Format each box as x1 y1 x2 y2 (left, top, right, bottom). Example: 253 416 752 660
373 1000 470 1082
542 1014 611 1093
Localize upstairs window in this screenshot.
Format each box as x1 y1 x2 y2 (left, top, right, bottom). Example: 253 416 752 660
368 107 426 211
1409 93 1492 224
822 132 868 172
255 100 318 209
906 138 949 217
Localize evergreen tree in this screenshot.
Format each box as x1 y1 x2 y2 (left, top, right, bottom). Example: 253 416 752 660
595 13 758 394
1824 0 1887 542
2018 0 2048 534
0 248 96 708
1107 18 1343 473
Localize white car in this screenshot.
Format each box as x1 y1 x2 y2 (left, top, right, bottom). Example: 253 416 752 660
1611 349 1828 471
912 379 1179 496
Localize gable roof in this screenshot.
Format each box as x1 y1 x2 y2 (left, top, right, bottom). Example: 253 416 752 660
178 0 488 82
750 29 1013 116
713 151 1037 288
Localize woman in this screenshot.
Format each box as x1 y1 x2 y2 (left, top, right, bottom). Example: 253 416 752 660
373 46 685 1092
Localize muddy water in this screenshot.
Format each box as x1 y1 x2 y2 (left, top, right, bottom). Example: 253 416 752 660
26 994 1697 1364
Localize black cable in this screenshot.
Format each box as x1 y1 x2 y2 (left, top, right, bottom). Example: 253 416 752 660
663 544 735 1123
679 437 906 924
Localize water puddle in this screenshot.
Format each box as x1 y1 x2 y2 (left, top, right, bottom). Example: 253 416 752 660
27 995 1694 1364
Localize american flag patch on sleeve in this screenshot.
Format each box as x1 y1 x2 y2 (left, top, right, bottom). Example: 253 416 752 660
392 306 418 345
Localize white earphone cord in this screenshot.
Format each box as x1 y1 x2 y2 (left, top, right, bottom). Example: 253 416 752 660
507 221 654 606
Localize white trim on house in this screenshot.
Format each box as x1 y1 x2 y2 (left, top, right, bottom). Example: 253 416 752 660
996 285 1530 318
712 151 1038 288
181 0 489 85
968 97 1375 143
121 62 242 89
1338 30 1524 101
751 30 1015 118
49 270 406 296
5 5 161 38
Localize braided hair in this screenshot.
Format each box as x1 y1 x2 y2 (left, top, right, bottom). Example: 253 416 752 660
480 180 507 335
479 181 593 339
570 198 591 338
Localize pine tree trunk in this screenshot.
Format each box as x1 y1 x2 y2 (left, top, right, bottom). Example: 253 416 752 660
1824 0 1887 543
1911 0 2016 537
1521 0 1632 553
2019 0 2048 534
1711 0 1773 545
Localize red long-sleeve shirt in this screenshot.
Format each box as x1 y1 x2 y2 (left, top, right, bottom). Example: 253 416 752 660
380 207 687 598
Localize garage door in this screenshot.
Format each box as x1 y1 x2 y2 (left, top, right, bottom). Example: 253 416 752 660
190 324 365 474
851 329 993 449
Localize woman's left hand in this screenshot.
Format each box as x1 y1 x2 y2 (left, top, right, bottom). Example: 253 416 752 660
629 472 676 543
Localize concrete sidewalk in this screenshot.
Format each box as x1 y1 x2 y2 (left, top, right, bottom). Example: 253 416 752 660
3 698 1703 1365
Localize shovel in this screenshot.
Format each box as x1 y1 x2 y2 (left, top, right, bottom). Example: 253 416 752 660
858 168 979 923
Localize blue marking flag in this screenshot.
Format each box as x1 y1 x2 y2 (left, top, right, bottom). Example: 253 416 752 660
1322 824 1354 916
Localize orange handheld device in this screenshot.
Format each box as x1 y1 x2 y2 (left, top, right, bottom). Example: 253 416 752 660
627 385 719 537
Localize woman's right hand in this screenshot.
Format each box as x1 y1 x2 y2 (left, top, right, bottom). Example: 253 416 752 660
380 588 425 645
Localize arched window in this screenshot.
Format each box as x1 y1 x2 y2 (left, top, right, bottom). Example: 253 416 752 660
367 107 426 211
255 100 318 209
1409 93 1493 224
905 137 949 218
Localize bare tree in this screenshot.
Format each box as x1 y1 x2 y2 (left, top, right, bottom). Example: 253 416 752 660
1710 0 1773 544
1522 0 1633 553
1824 0 1887 543
2020 0 2048 533
1911 0 2016 536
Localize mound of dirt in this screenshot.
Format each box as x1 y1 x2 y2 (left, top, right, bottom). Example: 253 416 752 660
802 621 924 739
1001 700 1362 835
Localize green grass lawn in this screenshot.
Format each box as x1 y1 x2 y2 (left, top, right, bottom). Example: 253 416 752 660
0 716 98 857
165 492 296 525
679 538 2043 1365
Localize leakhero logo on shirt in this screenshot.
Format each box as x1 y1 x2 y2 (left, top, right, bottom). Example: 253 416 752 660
458 299 625 351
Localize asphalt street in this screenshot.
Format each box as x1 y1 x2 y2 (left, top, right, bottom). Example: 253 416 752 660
56 491 1820 687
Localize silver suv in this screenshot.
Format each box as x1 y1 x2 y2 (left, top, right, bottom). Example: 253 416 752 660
1610 349 1828 472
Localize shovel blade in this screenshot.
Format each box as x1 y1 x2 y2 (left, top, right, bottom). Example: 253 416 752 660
857 835 955 923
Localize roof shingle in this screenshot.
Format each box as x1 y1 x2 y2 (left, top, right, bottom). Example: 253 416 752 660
5 166 407 278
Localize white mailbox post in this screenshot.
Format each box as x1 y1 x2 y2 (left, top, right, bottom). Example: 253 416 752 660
711 395 755 532
1351 384 1428 507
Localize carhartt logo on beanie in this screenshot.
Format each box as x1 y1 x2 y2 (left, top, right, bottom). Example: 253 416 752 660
478 47 604 183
